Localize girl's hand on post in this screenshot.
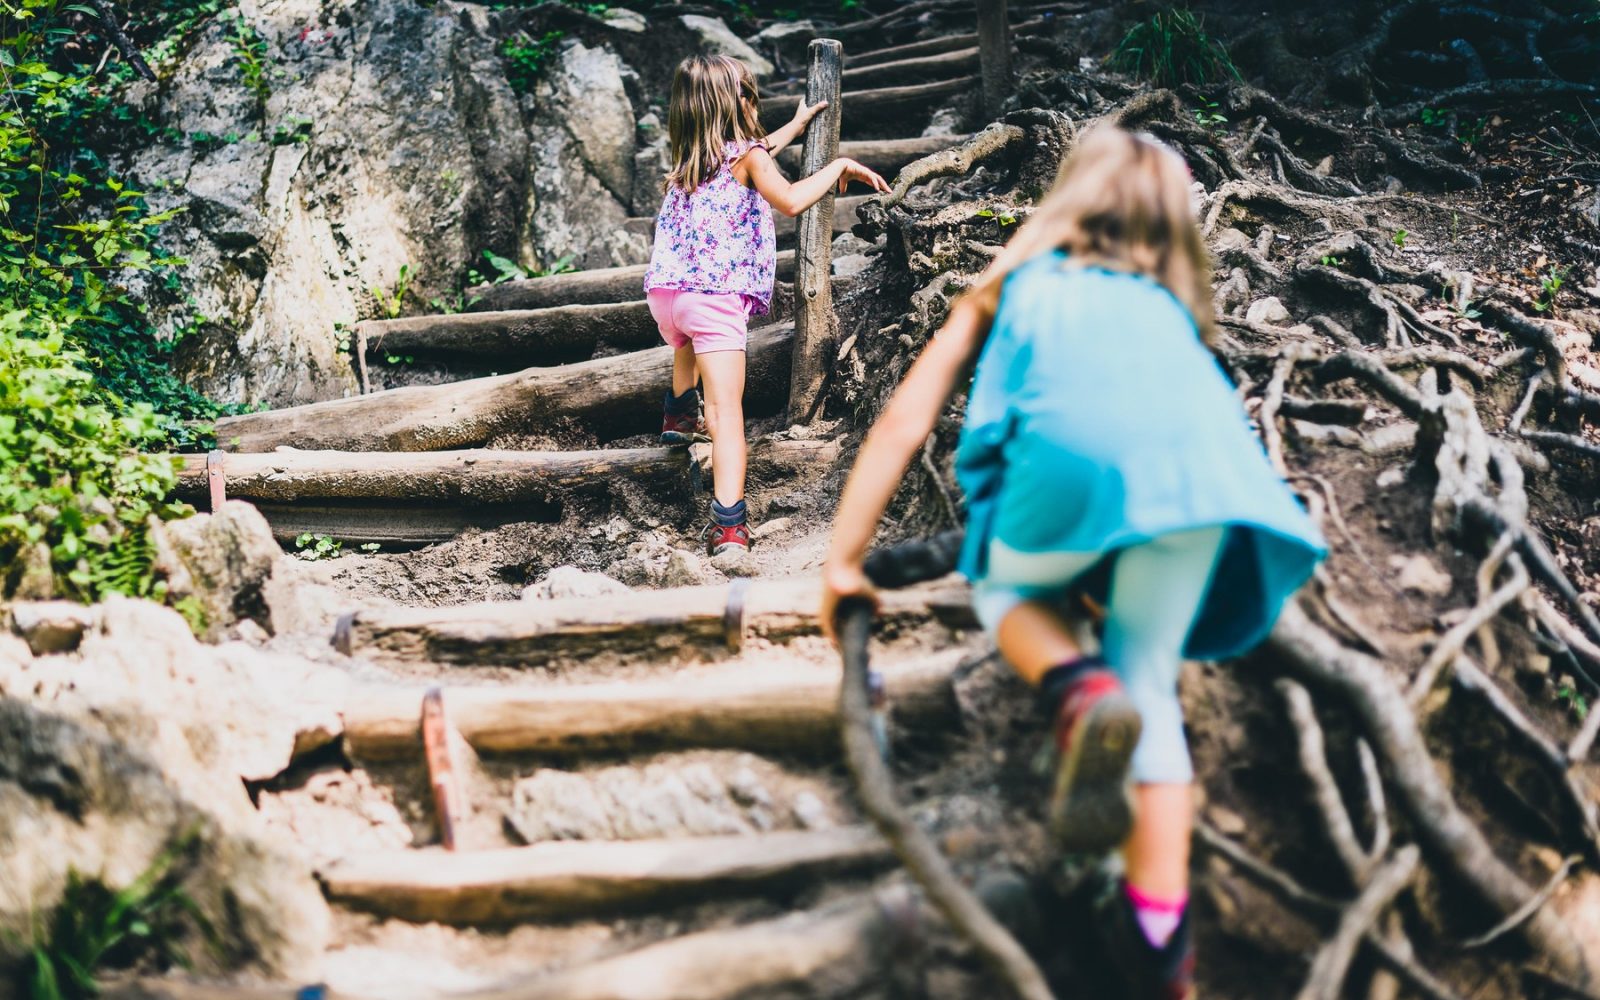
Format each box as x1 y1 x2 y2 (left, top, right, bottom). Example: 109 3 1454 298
837 158 891 194
793 98 828 127
819 560 878 645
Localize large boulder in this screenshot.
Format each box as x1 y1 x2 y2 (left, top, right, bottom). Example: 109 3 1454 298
679 14 775 79
524 38 651 270
151 500 283 640
117 0 528 408
0 598 343 981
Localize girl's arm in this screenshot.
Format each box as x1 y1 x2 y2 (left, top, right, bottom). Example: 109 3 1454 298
819 298 992 639
737 147 890 217
763 99 827 157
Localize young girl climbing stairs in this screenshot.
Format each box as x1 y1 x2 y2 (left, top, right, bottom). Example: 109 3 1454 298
645 54 890 556
821 126 1326 998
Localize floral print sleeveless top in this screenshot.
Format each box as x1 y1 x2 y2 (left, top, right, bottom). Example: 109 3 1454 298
644 138 777 316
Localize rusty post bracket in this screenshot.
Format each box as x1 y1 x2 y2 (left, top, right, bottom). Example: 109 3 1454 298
421 685 463 851
206 449 227 512
724 578 750 653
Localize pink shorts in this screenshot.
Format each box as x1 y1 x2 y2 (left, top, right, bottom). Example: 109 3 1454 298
646 289 750 354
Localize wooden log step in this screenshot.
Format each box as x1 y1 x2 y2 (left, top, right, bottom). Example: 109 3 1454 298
320 827 890 925
760 77 976 133
332 575 973 666
467 250 797 313
845 31 979 68
777 135 970 178
840 46 979 90
472 894 891 1000
213 323 794 453
338 653 961 759
357 301 655 366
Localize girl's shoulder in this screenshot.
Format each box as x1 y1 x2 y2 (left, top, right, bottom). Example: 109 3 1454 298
998 251 1194 333
722 137 769 160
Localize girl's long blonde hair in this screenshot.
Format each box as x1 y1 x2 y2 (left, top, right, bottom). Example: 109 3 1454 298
666 55 768 194
965 124 1215 344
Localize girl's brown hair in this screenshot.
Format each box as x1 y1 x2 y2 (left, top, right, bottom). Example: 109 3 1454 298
965 124 1215 344
666 55 768 194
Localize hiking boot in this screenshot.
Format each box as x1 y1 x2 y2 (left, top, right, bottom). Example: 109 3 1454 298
705 521 751 556
1092 879 1195 1000
1042 669 1141 853
661 410 710 445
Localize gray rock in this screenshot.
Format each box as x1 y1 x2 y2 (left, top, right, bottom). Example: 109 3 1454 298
0 597 336 981
522 566 630 601
711 546 757 577
632 112 671 217
1245 296 1291 325
660 549 713 588
792 791 833 830
506 760 781 842
680 15 774 79
525 40 651 270
150 501 282 641
1212 227 1253 251
751 20 818 73
7 602 95 655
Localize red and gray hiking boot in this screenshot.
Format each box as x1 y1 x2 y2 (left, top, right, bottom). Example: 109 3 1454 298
661 411 710 445
705 521 751 556
1043 669 1142 853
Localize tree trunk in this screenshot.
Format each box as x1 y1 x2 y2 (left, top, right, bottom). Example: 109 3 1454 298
332 577 975 666
977 0 1013 120
212 324 794 453
789 38 844 424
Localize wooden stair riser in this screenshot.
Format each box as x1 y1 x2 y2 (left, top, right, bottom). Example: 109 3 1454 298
333 576 974 667
467 250 798 313
760 77 978 136
212 324 794 453
319 828 890 925
338 655 961 760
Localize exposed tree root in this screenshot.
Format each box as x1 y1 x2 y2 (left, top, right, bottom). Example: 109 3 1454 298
1296 847 1421 1000
1267 603 1595 983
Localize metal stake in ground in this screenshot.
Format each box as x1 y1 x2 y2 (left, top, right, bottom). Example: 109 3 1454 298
788 38 843 425
422 686 464 851
977 0 1013 120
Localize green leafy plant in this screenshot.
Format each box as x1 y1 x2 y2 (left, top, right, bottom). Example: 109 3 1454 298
294 532 342 560
1557 680 1590 721
1391 229 1408 250
501 30 566 95
1108 6 1241 87
270 117 312 145
1533 265 1569 313
370 264 413 319
1319 254 1347 267
1419 107 1447 129
16 834 215 999
0 318 190 602
466 249 575 287
359 542 381 554
222 13 272 105
1193 98 1227 129
0 0 224 452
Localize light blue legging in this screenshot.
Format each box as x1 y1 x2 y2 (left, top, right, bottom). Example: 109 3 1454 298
972 525 1228 785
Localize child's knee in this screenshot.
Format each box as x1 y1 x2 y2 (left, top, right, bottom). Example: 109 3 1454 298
1127 684 1193 784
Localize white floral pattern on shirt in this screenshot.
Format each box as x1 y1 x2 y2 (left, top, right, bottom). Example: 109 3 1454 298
643 139 777 316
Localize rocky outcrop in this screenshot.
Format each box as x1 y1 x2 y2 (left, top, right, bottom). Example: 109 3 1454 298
120 0 528 408
0 598 346 981
523 38 651 271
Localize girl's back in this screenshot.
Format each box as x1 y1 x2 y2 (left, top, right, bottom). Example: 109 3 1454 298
646 138 776 315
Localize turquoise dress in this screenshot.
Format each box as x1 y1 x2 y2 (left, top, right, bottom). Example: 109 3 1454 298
954 251 1326 660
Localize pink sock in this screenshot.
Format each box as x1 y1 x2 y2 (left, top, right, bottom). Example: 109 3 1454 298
1125 882 1188 948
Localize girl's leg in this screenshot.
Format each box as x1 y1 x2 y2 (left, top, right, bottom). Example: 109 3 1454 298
1099 526 1226 898
672 344 697 397
696 349 747 506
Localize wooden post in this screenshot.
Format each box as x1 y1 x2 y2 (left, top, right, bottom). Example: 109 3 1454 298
787 38 842 424
976 0 1012 120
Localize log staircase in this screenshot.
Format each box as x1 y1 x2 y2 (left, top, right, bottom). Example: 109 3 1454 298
140 6 1060 997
